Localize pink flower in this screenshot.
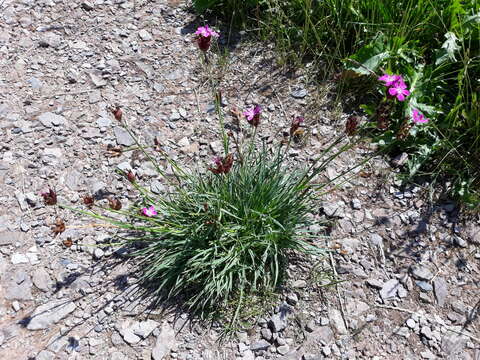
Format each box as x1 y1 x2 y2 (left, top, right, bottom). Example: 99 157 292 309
243 105 262 127
412 109 429 124
378 73 401 87
195 25 220 39
142 205 157 217
388 80 410 101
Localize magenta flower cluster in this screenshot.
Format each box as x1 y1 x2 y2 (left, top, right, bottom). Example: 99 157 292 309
378 73 410 101
412 109 429 124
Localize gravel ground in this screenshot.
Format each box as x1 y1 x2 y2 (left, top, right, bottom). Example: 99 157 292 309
1 1 479 359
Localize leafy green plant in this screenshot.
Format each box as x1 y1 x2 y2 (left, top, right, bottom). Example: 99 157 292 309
194 0 480 206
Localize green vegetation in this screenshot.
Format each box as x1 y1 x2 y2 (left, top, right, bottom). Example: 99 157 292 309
194 0 480 207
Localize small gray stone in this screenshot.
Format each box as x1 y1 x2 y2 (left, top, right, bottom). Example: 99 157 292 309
286 293 298 306
291 88 307 99
420 350 435 359
261 328 272 341
96 117 111 128
120 327 140 344
328 309 347 335
114 126 135 146
0 231 22 246
38 112 66 127
433 277 448 306
152 323 176 360
453 235 467 248
420 326 433 339
81 1 94 10
380 279 400 300
27 300 76 330
369 234 383 247
351 199 361 210
305 320 316 333
138 29 152 41
406 319 416 329
5 271 32 301
93 248 104 259
415 281 433 292
250 340 270 352
410 265 433 281
277 345 290 355
36 350 55 360
32 268 52 292
366 278 383 289
27 77 42 89
132 319 159 338
441 334 466 356
311 326 334 344
269 314 287 332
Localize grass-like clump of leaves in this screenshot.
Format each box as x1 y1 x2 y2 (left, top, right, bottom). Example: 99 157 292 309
133 144 319 318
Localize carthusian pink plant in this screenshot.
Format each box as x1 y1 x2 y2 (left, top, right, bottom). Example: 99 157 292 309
195 25 219 52
388 79 410 101
142 205 157 217
378 73 401 87
243 105 262 127
412 109 429 124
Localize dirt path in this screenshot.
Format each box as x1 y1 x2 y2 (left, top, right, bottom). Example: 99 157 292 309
0 0 479 359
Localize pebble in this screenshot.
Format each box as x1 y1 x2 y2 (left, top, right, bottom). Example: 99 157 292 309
114 126 135 146
406 319 416 329
291 88 307 99
152 323 176 360
433 277 448 306
380 279 400 300
269 314 287 332
27 299 76 330
410 265 434 281
250 340 270 352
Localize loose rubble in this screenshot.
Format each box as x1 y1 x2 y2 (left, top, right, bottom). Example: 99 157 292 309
0 0 478 359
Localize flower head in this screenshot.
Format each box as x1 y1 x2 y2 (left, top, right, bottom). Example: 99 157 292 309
378 73 401 87
411 109 429 124
195 25 219 52
388 79 410 101
40 188 57 205
195 25 220 39
142 205 157 217
209 154 234 175
243 105 262 127
290 116 304 136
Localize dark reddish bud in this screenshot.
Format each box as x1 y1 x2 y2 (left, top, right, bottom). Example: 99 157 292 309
41 189 57 206
345 116 359 136
112 106 122 122
290 116 304 136
108 197 122 210
127 171 136 183
197 36 212 52
52 217 65 236
209 154 234 175
83 195 94 208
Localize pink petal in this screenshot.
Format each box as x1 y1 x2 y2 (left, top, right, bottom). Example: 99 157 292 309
388 87 398 96
397 93 405 101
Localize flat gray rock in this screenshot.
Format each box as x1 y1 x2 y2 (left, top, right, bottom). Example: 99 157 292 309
380 279 400 300
410 265 433 281
38 112 66 127
433 277 448 306
0 231 22 246
27 300 76 330
32 267 53 292
152 323 176 360
114 126 135 146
